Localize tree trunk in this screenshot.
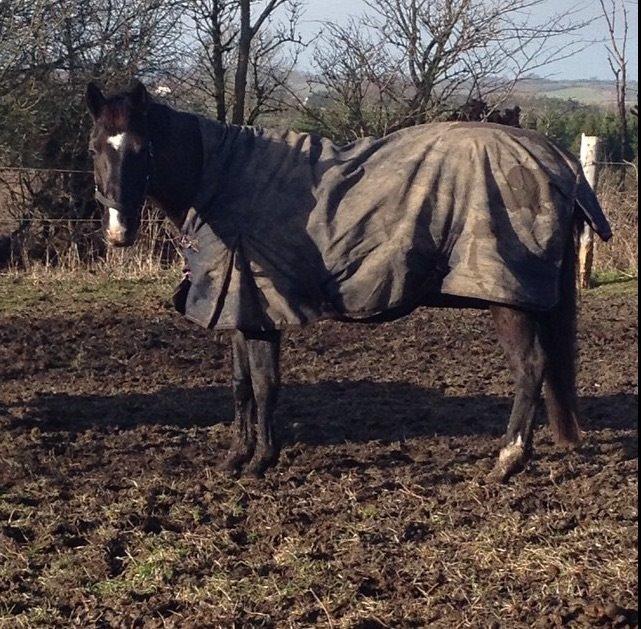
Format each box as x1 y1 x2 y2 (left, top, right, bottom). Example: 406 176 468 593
210 4 227 122
232 0 251 125
618 66 630 161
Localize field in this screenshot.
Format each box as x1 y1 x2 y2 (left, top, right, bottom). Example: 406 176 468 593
0 273 637 627
513 77 639 106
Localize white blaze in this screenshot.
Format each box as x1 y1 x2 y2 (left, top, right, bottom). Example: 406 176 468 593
107 133 126 151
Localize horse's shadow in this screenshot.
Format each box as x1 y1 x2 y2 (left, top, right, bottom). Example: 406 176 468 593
5 382 638 454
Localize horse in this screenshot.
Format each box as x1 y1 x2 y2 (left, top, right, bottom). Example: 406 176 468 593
85 80 611 482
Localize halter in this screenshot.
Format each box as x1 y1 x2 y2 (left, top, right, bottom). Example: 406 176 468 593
94 139 154 213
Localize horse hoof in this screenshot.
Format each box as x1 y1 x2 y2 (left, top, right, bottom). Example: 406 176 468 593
488 461 520 484
245 450 279 478
218 449 253 475
554 432 582 450
245 464 266 479
216 459 240 476
488 437 529 483
245 458 271 478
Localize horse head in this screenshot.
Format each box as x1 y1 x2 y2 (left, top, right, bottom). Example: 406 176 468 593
86 80 152 247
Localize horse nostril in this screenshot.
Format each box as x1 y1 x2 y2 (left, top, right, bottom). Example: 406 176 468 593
105 208 129 244
106 230 129 246
106 227 124 238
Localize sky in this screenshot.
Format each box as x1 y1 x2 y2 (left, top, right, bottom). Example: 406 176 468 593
294 0 638 82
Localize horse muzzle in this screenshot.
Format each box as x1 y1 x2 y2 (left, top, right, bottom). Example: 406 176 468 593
105 207 137 247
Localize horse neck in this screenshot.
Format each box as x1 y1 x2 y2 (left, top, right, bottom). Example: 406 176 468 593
147 103 203 228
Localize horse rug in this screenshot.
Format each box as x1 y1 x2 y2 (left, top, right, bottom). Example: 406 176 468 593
175 119 612 330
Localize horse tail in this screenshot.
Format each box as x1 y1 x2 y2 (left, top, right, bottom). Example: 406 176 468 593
538 215 583 446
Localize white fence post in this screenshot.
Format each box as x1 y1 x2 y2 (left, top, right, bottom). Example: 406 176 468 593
578 134 601 289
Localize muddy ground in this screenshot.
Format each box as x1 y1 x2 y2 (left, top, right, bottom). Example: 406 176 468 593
0 275 637 627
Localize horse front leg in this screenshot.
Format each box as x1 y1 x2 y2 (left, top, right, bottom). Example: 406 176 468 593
488 306 546 483
245 330 282 478
219 331 257 473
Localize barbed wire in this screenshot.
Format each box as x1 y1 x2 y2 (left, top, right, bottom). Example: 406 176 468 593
0 217 170 224
0 160 634 177
0 219 180 243
595 160 638 178
0 165 93 175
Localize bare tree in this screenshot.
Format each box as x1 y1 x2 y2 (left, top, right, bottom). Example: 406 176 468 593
599 0 632 162
180 0 304 124
180 0 238 121
0 0 181 159
0 0 182 229
301 0 590 141
302 20 402 140
244 13 304 124
1 0 180 95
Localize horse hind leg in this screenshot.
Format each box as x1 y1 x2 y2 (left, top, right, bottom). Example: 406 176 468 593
539 230 582 447
488 305 546 483
539 311 582 447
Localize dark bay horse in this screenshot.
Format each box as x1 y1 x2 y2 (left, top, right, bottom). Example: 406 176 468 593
86 81 605 482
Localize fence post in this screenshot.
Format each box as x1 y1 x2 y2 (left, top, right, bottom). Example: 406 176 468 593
578 133 601 289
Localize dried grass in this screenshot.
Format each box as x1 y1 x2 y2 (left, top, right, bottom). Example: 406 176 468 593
594 166 638 275
2 206 181 280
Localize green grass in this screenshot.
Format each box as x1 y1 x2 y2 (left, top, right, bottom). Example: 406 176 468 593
538 86 611 104
591 270 638 296
1 267 636 317
0 270 180 315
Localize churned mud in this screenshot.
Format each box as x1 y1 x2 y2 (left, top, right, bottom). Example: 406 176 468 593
0 276 637 627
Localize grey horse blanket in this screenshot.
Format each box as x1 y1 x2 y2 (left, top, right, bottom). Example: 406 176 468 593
176 119 611 330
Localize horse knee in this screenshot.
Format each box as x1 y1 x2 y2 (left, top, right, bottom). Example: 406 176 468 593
512 341 546 386
515 364 544 395
232 375 253 404
250 374 278 410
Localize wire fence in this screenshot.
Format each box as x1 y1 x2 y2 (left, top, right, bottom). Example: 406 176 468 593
0 163 180 271
595 160 638 183
0 217 168 224
0 160 637 274
0 166 93 174
0 216 181 273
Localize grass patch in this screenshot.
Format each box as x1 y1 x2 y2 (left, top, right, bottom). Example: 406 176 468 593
592 269 637 286
0 268 180 315
590 271 638 296
2 266 637 316
91 537 190 600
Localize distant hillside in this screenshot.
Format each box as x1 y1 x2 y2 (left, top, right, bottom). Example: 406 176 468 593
291 70 639 109
501 77 637 107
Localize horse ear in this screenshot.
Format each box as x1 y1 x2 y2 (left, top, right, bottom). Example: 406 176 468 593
86 82 105 119
129 80 149 112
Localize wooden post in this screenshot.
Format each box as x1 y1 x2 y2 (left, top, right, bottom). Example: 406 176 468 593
578 134 601 289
